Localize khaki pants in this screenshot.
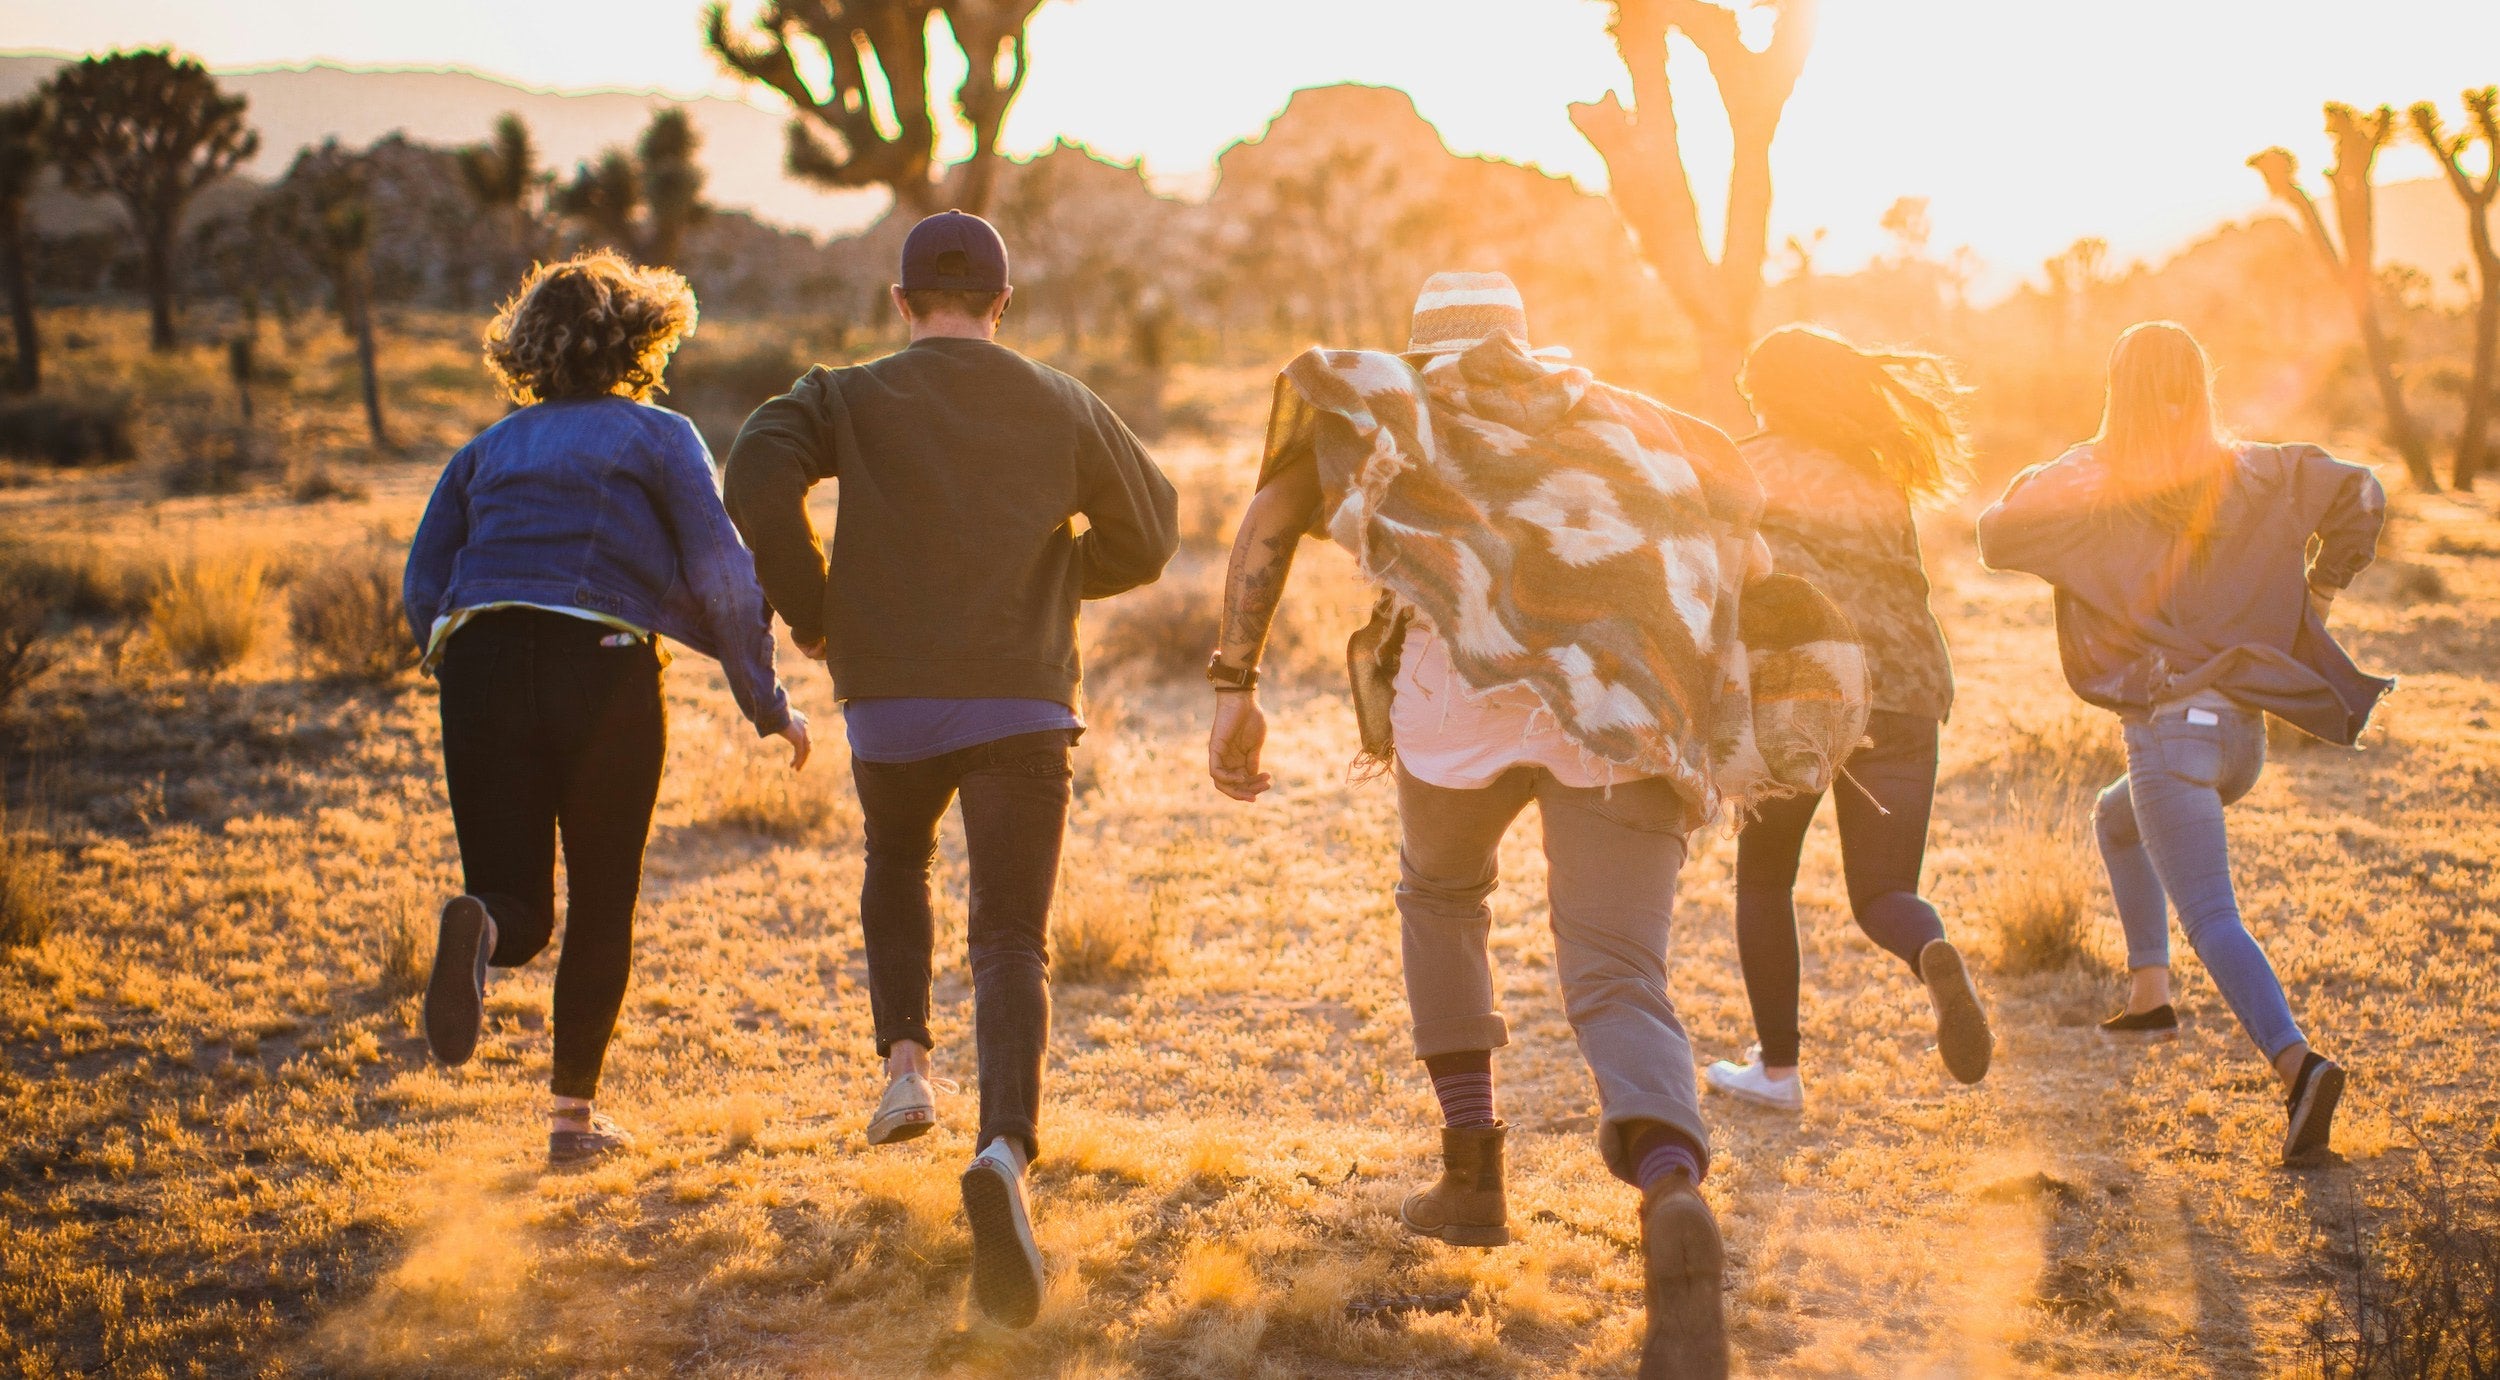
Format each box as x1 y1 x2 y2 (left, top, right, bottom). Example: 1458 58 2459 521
1395 763 1708 1180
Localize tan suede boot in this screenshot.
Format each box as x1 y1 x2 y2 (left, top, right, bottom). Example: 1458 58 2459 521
1639 1172 1729 1380
1398 1122 1510 1247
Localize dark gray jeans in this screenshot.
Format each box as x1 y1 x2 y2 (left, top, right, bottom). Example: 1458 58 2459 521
1394 763 1708 1180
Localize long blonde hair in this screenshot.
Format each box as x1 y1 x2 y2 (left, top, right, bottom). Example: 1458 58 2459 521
2091 321 2238 535
1739 324 1972 503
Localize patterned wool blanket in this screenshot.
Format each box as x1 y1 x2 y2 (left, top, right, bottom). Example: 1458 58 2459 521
1269 334 1869 822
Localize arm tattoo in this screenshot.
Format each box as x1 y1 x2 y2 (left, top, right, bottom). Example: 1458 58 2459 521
1219 520 1300 665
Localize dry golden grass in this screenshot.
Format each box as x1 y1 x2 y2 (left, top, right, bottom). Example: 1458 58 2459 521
147 552 270 674
0 799 62 949
287 549 420 683
2 318 2497 1378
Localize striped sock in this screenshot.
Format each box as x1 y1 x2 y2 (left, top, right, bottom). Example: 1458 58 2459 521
1630 1126 1707 1194
1423 1051 1496 1128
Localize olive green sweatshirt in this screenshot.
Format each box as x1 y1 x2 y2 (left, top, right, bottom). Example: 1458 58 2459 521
721 337 1178 706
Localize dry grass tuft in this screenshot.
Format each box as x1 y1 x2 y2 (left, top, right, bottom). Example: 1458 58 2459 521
1053 871 1170 984
697 744 854 840
1172 1242 1263 1311
149 553 269 674
1994 709 2127 797
0 587 60 713
290 551 420 682
1982 806 2103 974
373 901 431 1000
0 803 63 950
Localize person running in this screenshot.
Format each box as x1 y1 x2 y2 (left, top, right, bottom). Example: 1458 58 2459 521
722 211 1178 1329
1209 272 1865 1380
405 251 809 1168
1705 326 1994 1112
1978 320 2389 1165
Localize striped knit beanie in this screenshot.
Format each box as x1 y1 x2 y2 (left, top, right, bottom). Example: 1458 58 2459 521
1405 271 1530 357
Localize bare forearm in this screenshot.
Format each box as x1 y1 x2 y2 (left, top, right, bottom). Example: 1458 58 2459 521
1218 484 1311 667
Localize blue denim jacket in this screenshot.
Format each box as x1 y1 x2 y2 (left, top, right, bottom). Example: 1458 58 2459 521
404 397 792 736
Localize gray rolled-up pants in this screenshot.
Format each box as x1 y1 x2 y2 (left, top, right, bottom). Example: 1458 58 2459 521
1394 762 1708 1181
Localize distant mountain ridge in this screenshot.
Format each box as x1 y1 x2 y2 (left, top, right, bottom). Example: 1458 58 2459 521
0 51 884 239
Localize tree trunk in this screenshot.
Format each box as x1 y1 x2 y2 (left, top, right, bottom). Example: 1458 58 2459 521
2456 208 2499 488
0 212 36 394
142 218 178 352
2354 303 2436 490
350 264 388 447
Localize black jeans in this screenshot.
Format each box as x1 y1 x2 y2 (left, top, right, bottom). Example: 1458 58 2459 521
853 729 1073 1162
1733 710 1949 1067
437 608 667 1100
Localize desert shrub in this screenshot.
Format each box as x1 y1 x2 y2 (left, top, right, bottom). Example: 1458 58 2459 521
1995 710 2128 797
288 553 418 682
0 804 63 950
374 903 430 1000
0 394 135 467
2305 1162 2500 1379
1086 556 1344 689
163 422 265 497
0 587 60 713
1982 793 2105 975
687 739 854 841
149 554 269 674
0 543 157 621
1053 872 1170 984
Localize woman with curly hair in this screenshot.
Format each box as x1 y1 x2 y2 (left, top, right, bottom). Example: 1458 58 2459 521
1704 325 1994 1112
404 251 810 1165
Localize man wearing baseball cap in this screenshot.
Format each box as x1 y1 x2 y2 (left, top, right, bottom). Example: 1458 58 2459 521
723 210 1178 1329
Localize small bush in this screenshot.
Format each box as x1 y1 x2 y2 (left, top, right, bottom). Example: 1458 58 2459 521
1996 710 2128 797
688 738 854 841
1983 794 2104 975
0 804 63 950
0 543 156 621
1088 564 1221 685
0 394 135 467
0 587 61 713
1053 872 1170 984
2305 1161 2500 1379
374 903 430 1000
149 554 268 674
163 423 265 497
288 553 418 682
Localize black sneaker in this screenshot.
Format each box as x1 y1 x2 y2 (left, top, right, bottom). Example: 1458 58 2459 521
2097 1004 2179 1044
422 896 492 1065
961 1149 1045 1328
2283 1053 2345 1164
548 1112 634 1167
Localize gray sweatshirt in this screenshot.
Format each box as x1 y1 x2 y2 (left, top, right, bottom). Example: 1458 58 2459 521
1977 442 2390 745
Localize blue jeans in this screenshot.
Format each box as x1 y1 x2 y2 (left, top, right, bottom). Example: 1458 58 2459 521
2094 696 2305 1058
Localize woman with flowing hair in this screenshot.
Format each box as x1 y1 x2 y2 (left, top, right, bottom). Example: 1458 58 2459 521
404 251 811 1165
1980 321 2390 1164
1703 326 1995 1112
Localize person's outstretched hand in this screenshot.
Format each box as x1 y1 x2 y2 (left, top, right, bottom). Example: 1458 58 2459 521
1208 692 1271 801
777 710 813 771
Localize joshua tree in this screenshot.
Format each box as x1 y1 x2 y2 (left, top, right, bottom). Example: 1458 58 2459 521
266 141 387 446
552 108 707 267
2251 105 2437 490
458 112 547 284
2411 88 2499 490
707 0 1049 217
1570 0 1819 425
0 94 50 393
43 51 257 352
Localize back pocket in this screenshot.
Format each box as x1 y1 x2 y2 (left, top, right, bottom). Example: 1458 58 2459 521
2152 716 2224 789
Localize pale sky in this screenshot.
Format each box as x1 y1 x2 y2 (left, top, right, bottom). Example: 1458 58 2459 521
4 0 2495 288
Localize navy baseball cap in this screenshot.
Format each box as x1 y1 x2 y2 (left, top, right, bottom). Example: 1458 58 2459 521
900 210 1010 293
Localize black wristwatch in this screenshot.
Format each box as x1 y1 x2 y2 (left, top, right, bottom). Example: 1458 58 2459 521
1205 653 1260 692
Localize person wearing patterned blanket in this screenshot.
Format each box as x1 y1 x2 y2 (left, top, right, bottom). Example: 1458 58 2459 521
1706 326 1997 1117
1206 272 1866 1380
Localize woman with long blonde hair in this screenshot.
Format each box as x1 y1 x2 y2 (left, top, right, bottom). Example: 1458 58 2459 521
404 251 810 1165
1704 325 1995 1113
1980 321 2391 1164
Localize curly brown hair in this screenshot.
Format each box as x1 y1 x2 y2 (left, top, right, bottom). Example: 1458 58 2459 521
482 251 699 405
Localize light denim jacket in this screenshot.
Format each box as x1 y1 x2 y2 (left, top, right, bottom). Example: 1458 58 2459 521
404 396 792 736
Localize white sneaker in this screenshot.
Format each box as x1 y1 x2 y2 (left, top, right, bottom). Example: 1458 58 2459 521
961 1141 1044 1328
1704 1049 1805 1111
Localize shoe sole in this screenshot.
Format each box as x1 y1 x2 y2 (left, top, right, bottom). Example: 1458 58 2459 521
1921 941 1994 1085
867 1111 937 1146
1640 1186 1729 1380
961 1159 1044 1328
1398 1196 1511 1248
2284 1062 2346 1164
1701 1073 1803 1113
422 897 489 1067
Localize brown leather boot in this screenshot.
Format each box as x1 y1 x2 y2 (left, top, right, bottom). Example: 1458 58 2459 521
1639 1172 1728 1380
1399 1122 1510 1247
